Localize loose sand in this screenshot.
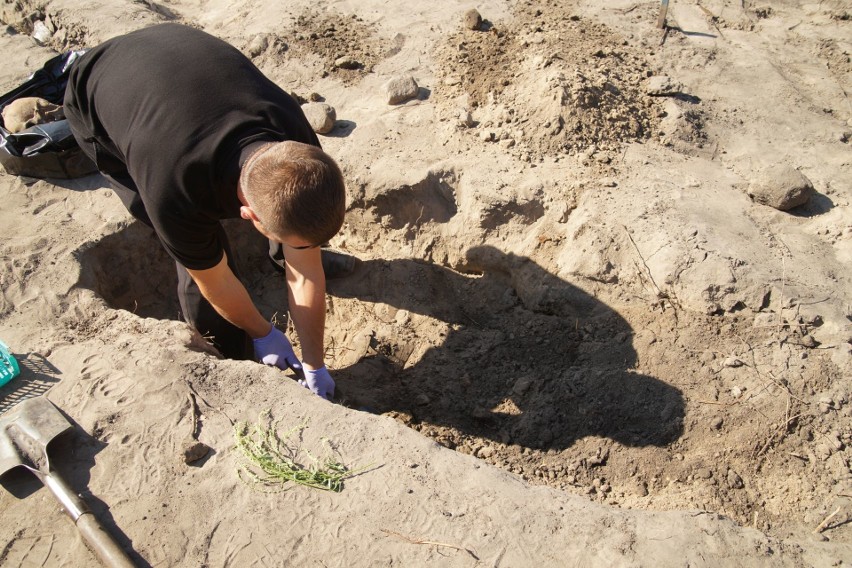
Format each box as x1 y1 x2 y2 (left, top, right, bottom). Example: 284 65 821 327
1 0 851 566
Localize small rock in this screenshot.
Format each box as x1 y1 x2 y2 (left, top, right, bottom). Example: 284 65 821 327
512 376 533 395
710 417 724 430
31 20 52 45
800 334 819 348
748 165 815 211
726 469 744 489
647 75 683 96
730 386 745 399
301 102 336 134
308 92 323 102
385 75 419 105
289 91 308 104
395 310 410 325
695 468 713 479
827 431 844 451
334 56 361 70
415 393 431 406
458 109 475 128
723 357 744 368
478 445 495 459
182 439 211 464
463 9 483 31
247 33 270 57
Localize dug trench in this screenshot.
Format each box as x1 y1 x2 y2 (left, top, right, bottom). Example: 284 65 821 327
72 205 851 541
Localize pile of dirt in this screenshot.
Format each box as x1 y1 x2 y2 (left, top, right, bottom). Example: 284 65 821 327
286 9 394 83
435 1 661 162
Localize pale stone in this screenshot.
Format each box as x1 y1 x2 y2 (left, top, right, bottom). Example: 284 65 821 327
464 8 483 30
247 34 269 57
334 56 361 70
301 102 336 134
748 165 815 211
385 75 419 105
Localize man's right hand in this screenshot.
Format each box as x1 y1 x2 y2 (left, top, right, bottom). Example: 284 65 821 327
253 325 303 372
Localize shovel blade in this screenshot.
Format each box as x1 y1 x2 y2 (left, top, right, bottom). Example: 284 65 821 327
0 397 72 477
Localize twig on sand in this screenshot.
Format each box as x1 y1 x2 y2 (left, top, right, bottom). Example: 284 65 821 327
380 529 479 561
813 507 842 534
621 225 666 301
697 3 726 38
753 407 803 460
185 379 234 426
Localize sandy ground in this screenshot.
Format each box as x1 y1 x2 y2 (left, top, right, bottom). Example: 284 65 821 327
1 0 851 566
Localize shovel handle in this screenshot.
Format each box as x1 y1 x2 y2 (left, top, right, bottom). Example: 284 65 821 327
43 471 136 567
76 512 137 568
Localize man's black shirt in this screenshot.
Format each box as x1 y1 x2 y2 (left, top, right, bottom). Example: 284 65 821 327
64 23 320 269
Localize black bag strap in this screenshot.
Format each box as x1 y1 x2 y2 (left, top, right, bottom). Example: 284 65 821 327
0 49 87 110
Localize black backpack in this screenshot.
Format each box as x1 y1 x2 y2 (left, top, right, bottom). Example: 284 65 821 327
0 50 97 179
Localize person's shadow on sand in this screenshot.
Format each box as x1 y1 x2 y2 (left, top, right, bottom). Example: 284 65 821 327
74 221 684 451
328 245 684 451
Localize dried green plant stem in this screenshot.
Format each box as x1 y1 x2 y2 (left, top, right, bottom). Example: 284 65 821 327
234 412 362 492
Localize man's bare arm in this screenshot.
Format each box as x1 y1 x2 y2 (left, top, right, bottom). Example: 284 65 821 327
186 253 271 339
282 245 326 370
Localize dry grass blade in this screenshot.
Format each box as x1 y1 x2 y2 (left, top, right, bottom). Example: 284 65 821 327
234 412 364 492
381 529 480 561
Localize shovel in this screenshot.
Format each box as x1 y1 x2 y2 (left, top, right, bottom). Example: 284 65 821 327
658 0 670 28
0 396 135 567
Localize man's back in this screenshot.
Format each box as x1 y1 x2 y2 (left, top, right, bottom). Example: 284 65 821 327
64 23 319 269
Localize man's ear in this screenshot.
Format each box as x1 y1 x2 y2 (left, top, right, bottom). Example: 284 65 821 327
240 205 259 222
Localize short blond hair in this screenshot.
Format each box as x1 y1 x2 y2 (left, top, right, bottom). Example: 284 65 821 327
241 141 345 245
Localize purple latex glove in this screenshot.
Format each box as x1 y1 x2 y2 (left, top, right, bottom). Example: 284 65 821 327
300 366 335 400
253 325 302 373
